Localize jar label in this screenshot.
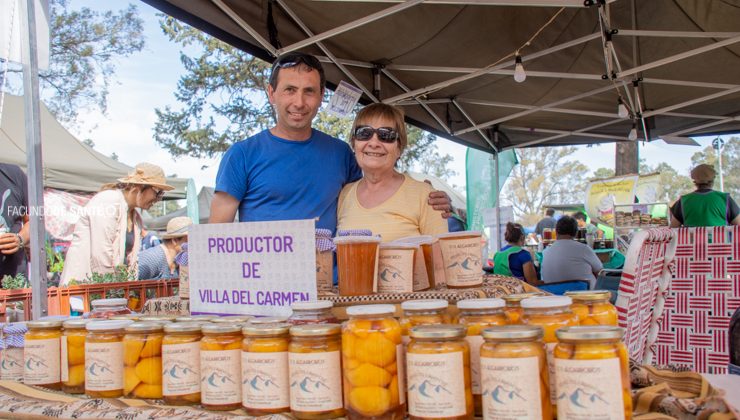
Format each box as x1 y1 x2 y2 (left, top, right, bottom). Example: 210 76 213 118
288 350 342 412
438 236 482 287
85 341 124 391
378 247 415 294
554 357 626 420
201 349 241 405
178 265 190 300
24 338 61 385
242 351 289 409
545 342 557 404
60 336 68 382
407 351 466 417
465 335 484 394
480 356 543 420
162 341 201 396
1 348 24 381
396 344 406 405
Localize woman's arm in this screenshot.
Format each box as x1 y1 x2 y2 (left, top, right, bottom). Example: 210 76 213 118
522 261 542 286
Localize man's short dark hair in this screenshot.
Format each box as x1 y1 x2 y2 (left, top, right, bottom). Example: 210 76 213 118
573 211 587 222
269 52 326 91
545 208 555 216
556 215 578 236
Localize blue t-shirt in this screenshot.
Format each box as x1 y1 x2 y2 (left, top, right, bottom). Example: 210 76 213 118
215 129 362 232
500 245 533 279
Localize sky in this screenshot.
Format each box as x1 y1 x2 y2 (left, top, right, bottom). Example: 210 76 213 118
60 0 728 198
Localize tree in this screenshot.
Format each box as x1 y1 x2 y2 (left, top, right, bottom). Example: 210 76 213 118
591 161 693 203
502 147 589 226
5 0 145 123
690 136 740 198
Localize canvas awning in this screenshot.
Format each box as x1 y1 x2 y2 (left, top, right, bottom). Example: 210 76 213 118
142 0 740 153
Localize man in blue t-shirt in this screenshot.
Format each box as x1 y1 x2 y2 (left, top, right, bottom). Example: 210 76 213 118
211 52 451 230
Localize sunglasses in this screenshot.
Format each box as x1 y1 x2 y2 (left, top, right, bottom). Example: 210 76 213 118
353 126 400 143
150 187 165 199
272 53 322 72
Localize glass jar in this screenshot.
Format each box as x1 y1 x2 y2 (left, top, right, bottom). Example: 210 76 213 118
61 318 90 393
162 322 203 405
554 326 632 419
90 298 132 319
138 315 178 324
501 292 544 324
200 324 243 411
24 320 63 389
108 314 141 321
1 323 27 382
521 296 578 410
288 324 344 419
454 298 507 416
210 316 252 325
288 301 338 325
565 290 618 326
241 323 291 416
247 316 290 326
85 320 134 398
174 315 216 323
123 322 164 399
436 231 483 289
400 299 450 345
342 305 405 419
407 325 473 420
480 325 552 420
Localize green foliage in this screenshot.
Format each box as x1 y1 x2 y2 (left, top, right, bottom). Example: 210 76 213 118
146 200 183 218
690 136 739 198
1 273 28 290
46 241 64 274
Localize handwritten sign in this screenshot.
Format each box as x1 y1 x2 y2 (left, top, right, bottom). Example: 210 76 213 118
327 80 362 117
188 220 316 316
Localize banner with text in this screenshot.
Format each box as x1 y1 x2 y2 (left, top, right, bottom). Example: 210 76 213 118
585 175 638 226
189 219 317 316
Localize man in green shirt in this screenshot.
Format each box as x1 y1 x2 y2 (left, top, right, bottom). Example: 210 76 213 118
670 164 740 227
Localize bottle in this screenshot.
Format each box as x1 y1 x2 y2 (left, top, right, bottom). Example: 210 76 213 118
24 320 63 389
123 322 164 399
288 300 338 325
89 298 132 319
162 322 203 405
61 318 90 394
241 323 291 416
565 290 618 326
200 324 243 411
501 292 544 324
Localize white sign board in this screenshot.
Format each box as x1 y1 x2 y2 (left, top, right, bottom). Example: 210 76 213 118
326 80 362 117
188 220 317 317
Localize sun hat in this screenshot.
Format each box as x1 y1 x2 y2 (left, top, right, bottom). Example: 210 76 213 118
117 162 175 191
690 164 716 184
161 216 193 239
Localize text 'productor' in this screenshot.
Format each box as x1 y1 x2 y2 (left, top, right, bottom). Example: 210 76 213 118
207 235 295 254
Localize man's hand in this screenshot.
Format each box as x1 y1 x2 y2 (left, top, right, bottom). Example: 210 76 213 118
428 190 453 219
0 233 22 255
209 192 240 223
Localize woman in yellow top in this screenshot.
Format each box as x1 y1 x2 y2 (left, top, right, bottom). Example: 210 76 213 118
337 103 448 241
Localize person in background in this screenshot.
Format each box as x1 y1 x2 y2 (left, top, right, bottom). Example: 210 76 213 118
670 163 740 227
541 215 603 288
534 207 556 237
493 222 539 285
138 216 192 280
0 164 30 279
573 211 602 237
140 229 161 250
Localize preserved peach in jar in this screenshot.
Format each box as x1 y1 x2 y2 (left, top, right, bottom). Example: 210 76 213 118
24 320 63 389
454 298 507 416
85 320 134 398
61 318 90 393
400 299 450 344
407 325 473 420
162 322 202 405
241 323 291 416
200 324 243 411
342 305 405 419
123 322 163 399
480 325 552 420
89 298 132 319
501 292 544 324
289 324 344 419
565 290 618 326
289 301 338 325
554 326 632 420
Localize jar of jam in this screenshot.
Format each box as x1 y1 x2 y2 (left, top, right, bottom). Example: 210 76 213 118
400 299 450 344
288 301 338 325
61 318 90 393
90 298 132 319
454 298 507 416
436 231 483 289
85 320 134 398
480 326 552 420
501 292 544 324
407 325 473 420
289 324 344 419
123 322 164 399
1 323 27 382
342 305 405 419
247 316 290 326
554 326 632 419
174 315 216 323
161 322 203 405
521 296 578 409
241 323 291 416
565 290 618 326
200 324 243 410
24 320 63 389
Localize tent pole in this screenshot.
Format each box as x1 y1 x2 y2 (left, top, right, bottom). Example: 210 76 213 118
20 0 48 319
493 132 501 254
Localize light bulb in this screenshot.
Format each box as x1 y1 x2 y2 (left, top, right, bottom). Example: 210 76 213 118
617 99 629 118
514 55 526 83
628 125 637 141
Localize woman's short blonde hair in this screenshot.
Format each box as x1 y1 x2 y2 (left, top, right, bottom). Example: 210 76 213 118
350 103 407 153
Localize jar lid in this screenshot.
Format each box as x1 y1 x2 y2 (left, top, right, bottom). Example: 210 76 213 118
164 322 203 333
125 322 164 333
291 300 333 311
289 323 341 337
175 315 217 322
346 304 395 316
409 325 466 339
520 296 572 309
379 243 418 250
501 292 545 303
243 323 291 336
86 320 135 331
564 290 612 301
39 315 71 321
332 235 382 244
247 316 290 325
26 319 63 329
395 235 434 245
555 326 625 342
201 324 242 334
401 299 448 311
436 231 482 239
138 315 178 322
210 316 252 324
62 318 92 329
482 325 543 341
108 314 140 321
457 298 505 310
91 298 128 307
